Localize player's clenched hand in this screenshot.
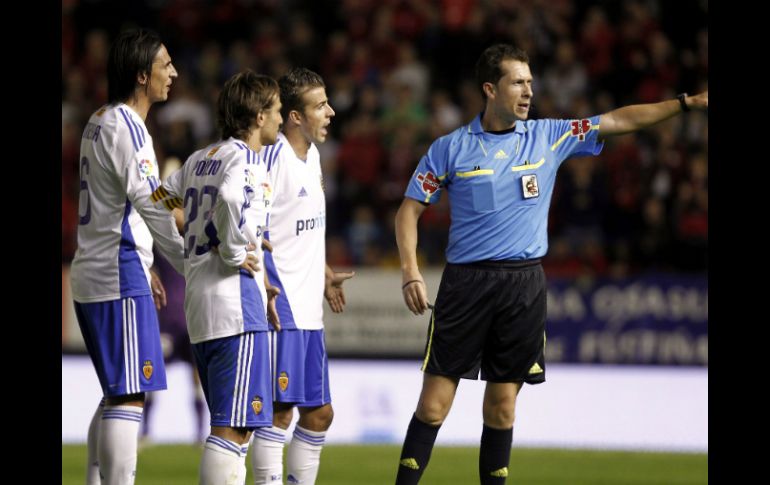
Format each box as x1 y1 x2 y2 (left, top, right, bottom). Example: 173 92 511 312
402 274 430 315
239 252 260 277
149 269 167 310
261 238 273 253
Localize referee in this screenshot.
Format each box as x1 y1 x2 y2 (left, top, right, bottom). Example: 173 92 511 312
394 44 707 484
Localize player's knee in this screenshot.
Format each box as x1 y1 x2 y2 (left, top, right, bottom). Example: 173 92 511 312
273 405 295 429
106 393 145 407
211 425 251 443
316 405 334 429
299 404 334 431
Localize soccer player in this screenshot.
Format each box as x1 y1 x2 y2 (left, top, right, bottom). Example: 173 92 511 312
250 67 354 485
153 69 282 485
70 28 184 485
394 44 708 484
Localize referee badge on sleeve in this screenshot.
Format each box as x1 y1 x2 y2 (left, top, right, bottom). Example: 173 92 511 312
521 174 539 199
416 171 440 195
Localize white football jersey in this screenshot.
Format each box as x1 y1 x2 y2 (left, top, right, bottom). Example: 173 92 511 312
70 104 185 303
262 132 325 330
159 138 271 343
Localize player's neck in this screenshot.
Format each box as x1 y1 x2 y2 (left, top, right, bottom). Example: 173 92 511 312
124 95 151 121
244 129 263 153
284 127 311 160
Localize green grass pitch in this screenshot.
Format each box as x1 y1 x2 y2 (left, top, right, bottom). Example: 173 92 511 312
62 444 707 484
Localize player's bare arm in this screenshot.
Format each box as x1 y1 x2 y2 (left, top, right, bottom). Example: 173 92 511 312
599 91 708 137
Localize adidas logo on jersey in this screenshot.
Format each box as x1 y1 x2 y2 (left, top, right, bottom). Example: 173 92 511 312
298 187 308 197
494 149 508 159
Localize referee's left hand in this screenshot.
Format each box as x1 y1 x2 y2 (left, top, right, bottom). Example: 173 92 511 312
402 272 430 315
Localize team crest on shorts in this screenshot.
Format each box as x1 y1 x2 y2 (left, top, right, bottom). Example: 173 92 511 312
143 360 153 379
278 372 289 392
251 396 263 415
521 174 539 199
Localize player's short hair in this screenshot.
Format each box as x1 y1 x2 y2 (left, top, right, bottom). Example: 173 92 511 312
107 28 162 104
278 67 326 119
217 70 280 141
475 44 530 99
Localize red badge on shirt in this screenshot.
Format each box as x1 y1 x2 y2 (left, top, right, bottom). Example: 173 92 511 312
570 119 592 141
416 171 440 195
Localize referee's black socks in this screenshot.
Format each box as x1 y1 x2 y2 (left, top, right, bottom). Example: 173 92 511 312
395 414 441 484
479 424 513 484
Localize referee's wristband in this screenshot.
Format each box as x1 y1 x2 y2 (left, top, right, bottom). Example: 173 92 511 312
677 93 690 112
402 280 422 290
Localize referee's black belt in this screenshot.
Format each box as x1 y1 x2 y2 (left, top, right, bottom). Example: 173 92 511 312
452 258 541 270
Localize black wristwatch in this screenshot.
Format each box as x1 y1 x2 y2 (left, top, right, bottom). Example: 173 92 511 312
677 93 690 112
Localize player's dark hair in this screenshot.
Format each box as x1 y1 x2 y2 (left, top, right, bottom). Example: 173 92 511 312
107 28 163 104
278 67 326 119
217 70 280 141
475 44 530 99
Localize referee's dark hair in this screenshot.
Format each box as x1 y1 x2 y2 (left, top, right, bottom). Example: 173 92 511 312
107 28 162 104
475 44 530 99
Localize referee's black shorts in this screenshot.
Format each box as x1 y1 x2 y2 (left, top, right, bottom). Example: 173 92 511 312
421 259 546 384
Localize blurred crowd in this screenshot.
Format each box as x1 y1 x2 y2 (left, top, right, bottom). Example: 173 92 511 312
62 0 708 277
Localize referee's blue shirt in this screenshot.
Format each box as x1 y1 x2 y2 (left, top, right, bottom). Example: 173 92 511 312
405 113 604 263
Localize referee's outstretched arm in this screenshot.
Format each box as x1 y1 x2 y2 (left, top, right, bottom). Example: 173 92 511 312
599 91 708 137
